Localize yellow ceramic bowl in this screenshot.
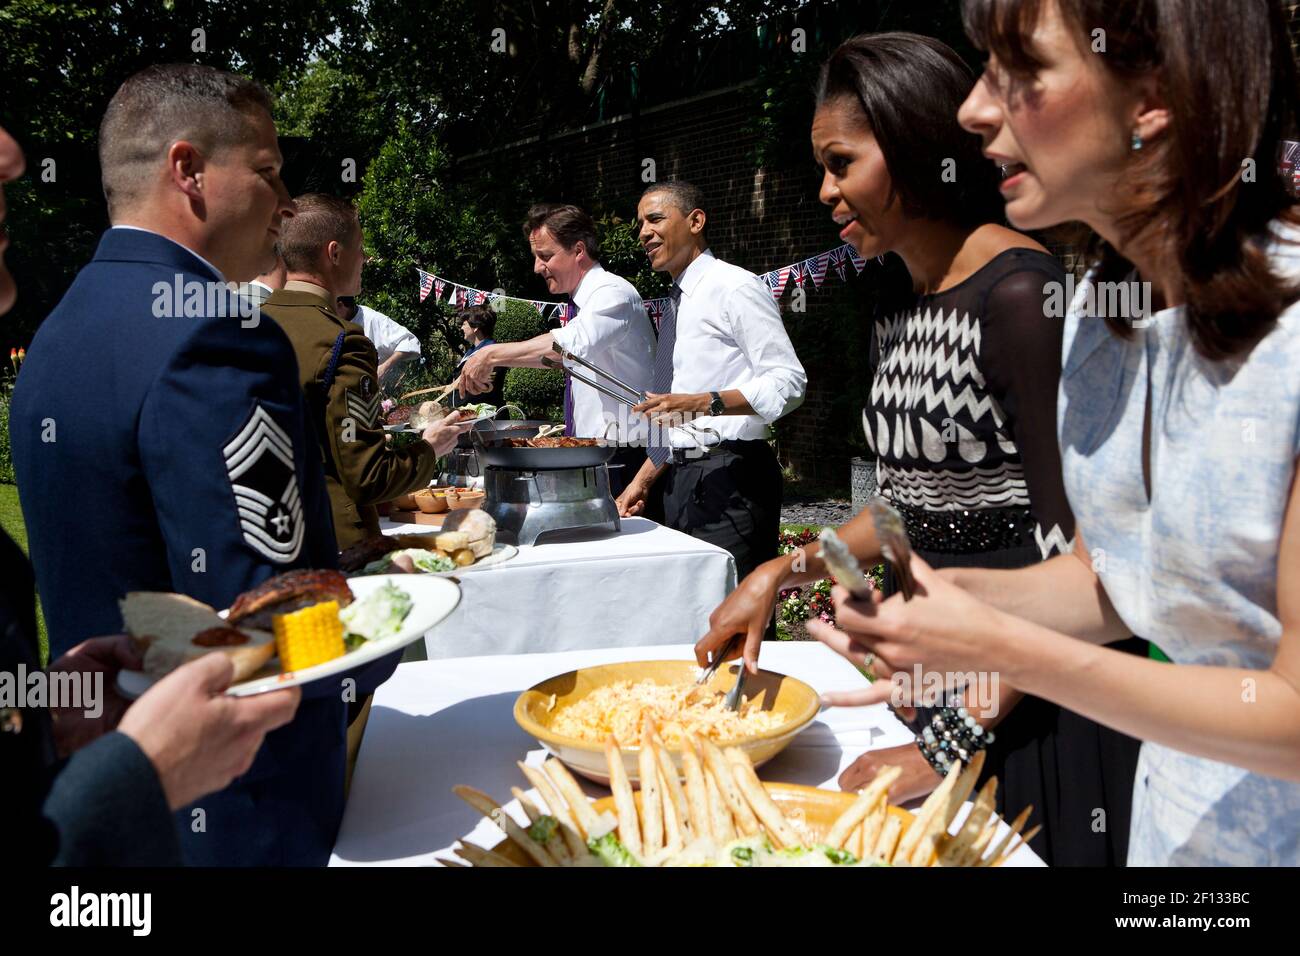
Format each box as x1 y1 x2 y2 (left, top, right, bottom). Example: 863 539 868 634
486 782 915 866
513 660 820 785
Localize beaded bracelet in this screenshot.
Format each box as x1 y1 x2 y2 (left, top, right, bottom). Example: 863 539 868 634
915 705 995 775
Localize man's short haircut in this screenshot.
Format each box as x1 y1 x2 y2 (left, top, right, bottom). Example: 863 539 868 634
641 180 707 217
99 63 274 217
278 193 360 272
640 180 708 232
522 204 601 262
459 304 496 337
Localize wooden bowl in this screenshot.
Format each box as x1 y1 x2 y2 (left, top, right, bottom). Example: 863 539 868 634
413 489 449 514
514 660 820 785
485 782 915 866
392 492 419 511
446 490 485 511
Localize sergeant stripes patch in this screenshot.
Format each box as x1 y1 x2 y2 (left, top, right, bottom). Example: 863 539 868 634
346 389 381 429
223 403 305 563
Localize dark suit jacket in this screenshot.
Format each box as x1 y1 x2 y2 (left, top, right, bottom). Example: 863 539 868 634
10 228 398 865
1 530 180 865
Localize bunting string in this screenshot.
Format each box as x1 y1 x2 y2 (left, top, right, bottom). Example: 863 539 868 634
414 242 868 329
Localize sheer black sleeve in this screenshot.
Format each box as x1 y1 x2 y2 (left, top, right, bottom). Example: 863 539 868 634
978 252 1075 558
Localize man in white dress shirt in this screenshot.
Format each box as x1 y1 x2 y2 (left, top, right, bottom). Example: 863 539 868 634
336 296 421 385
460 203 656 497
243 247 285 306
617 181 806 581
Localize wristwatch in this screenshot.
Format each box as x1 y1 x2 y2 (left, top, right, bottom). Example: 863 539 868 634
708 391 725 416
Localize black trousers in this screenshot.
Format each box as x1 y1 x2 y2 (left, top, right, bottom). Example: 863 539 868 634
662 440 782 582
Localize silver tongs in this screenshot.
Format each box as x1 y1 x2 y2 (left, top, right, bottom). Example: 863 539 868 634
694 634 746 712
543 342 645 409
867 497 916 600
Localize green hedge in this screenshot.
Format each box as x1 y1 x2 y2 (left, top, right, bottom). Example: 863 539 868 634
503 367 564 422
0 392 14 485
492 299 549 344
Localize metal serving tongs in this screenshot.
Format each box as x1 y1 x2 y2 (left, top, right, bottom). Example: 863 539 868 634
542 342 646 409
692 633 747 712
867 497 916 600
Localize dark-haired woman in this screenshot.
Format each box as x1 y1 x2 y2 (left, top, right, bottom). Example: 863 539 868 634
695 30 1142 865
452 304 505 409
820 0 1300 866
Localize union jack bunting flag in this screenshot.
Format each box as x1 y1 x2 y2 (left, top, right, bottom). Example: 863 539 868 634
828 247 848 282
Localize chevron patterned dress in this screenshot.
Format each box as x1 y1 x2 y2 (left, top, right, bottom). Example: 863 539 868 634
866 247 1144 867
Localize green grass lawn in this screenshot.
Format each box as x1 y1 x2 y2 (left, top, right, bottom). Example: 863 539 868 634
0 482 48 662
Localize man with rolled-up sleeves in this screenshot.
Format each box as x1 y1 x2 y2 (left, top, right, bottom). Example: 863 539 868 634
459 203 656 498
617 181 806 582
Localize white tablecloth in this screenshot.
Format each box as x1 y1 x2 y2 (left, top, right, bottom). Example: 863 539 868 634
330 642 1044 866
380 517 737 658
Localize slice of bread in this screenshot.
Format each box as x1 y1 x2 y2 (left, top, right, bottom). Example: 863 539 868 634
440 509 497 558
120 591 276 683
435 531 470 553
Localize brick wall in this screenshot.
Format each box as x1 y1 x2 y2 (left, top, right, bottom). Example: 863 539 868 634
456 83 867 485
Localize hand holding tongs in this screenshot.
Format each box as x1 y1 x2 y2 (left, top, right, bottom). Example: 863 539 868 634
867 497 916 600
542 342 645 408
693 634 746 712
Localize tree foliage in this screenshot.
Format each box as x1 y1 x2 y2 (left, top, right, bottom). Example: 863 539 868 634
2 0 972 475
0 0 358 351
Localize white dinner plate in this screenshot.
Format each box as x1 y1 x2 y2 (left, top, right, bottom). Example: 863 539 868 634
435 543 518 574
115 574 461 699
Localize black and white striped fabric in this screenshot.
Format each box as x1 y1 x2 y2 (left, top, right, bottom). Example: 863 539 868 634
865 250 1075 560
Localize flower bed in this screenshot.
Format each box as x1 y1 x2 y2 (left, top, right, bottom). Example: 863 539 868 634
774 527 883 641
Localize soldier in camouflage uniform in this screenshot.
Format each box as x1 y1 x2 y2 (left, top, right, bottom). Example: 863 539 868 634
261 194 472 550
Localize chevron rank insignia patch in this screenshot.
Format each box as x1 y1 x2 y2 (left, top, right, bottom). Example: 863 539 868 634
223 403 305 564
346 377 380 428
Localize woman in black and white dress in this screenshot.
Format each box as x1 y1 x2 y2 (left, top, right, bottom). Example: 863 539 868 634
695 31 1143 865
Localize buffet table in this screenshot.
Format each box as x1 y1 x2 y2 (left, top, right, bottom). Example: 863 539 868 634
329 641 1044 866
380 516 738 658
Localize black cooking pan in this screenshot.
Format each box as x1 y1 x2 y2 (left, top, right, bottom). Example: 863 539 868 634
470 419 618 469
455 417 549 449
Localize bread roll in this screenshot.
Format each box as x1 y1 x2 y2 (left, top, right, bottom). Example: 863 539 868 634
440 509 497 558
120 592 276 683
435 531 470 552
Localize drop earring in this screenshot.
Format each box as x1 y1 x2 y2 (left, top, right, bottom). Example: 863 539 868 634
1131 130 1144 151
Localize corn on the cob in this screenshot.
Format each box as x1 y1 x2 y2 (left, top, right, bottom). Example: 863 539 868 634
273 600 345 671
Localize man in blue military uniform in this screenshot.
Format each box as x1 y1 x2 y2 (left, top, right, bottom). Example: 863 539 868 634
10 64 398 865
0 122 302 865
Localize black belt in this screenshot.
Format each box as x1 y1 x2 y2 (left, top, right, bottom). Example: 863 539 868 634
671 439 770 465
889 499 1039 556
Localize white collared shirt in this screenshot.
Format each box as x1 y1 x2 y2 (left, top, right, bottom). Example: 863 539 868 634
666 249 806 447
109 224 226 281
245 280 275 306
357 305 420 363
550 263 656 441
